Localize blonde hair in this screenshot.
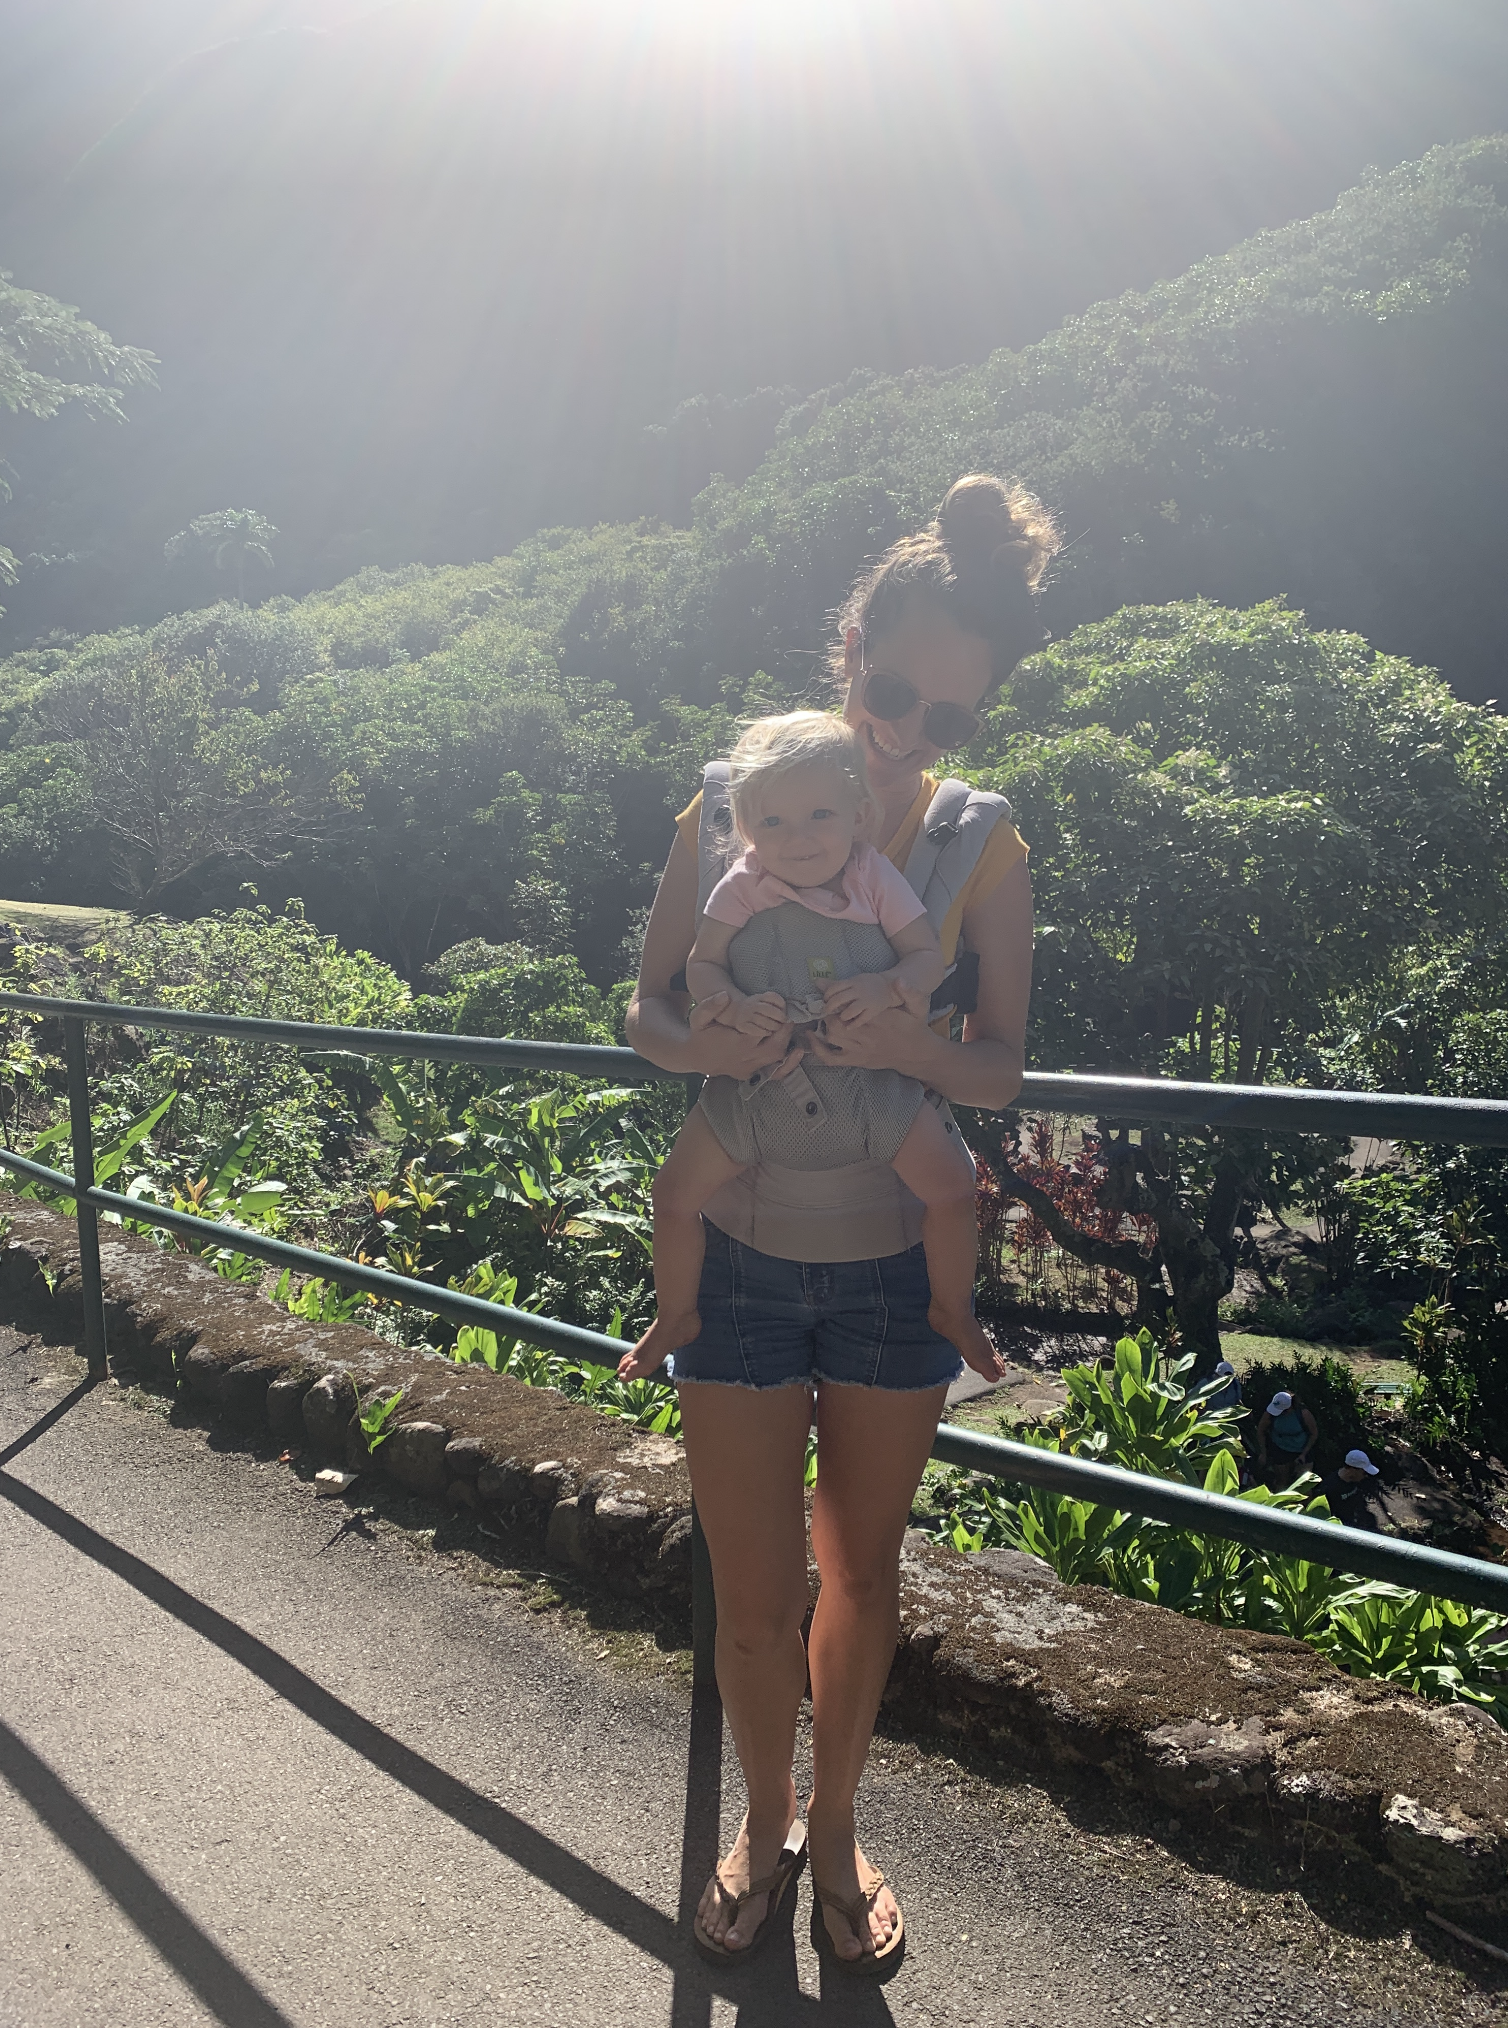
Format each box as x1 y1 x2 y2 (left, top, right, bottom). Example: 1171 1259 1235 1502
727 711 872 842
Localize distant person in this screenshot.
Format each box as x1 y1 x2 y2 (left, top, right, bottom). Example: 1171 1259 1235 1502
1255 1389 1318 1486
1318 1448 1382 1529
620 711 997 1388
1203 1358 1242 1415
625 474 1056 1972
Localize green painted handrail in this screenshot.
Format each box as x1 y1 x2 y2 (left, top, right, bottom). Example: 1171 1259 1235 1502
3 991 1507 1637
4 990 1508 1143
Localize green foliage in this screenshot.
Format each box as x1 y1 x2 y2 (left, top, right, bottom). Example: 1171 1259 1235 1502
444 1265 679 1434
924 1338 1507 1720
164 510 279 602
973 600 1507 1084
1323 1585 1508 1715
0 269 156 605
1235 1352 1373 1476
1333 1169 1452 1287
63 900 409 1194
1056 1329 1244 1481
358 1387 404 1453
273 1270 372 1324
1396 1204 1508 1458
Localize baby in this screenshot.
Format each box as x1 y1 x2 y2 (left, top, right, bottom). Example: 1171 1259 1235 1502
620 710 998 1382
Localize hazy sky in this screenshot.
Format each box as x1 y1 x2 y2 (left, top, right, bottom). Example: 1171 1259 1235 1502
4 1 1508 641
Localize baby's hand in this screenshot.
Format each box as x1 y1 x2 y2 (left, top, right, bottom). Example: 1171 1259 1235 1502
731 991 789 1039
821 972 896 1027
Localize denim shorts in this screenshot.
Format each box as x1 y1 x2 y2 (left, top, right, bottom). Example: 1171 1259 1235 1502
665 1222 964 1393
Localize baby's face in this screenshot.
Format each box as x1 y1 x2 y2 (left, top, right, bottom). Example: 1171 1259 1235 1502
742 763 862 888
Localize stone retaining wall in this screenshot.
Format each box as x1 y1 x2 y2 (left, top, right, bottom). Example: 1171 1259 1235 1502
6 1201 1504 1921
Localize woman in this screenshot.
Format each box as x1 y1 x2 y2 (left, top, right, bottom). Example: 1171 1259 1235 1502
626 474 1058 1971
1254 1388 1319 1487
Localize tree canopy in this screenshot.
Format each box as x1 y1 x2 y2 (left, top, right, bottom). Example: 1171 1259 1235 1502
0 270 155 605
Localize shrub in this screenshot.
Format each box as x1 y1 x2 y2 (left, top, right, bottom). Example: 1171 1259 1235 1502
921 1333 1507 1721
1235 1353 1374 1477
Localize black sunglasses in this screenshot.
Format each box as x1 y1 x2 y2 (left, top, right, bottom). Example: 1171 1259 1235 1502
859 645 982 750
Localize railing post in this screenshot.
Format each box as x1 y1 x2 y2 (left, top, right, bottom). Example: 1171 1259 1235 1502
679 1071 718 1686
62 1017 108 1381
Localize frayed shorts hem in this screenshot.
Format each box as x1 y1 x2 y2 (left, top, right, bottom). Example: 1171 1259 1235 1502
669 1372 813 1394
662 1223 964 1395
668 1370 956 1395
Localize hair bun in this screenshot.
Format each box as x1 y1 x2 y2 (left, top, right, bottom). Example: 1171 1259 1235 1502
938 473 1058 591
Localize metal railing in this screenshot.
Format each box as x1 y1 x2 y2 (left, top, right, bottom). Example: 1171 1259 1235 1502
4 988 1508 1671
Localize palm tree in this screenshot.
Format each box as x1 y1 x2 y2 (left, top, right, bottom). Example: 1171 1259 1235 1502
164 509 278 601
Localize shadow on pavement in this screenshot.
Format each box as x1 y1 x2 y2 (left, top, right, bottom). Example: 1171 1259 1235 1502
3 1468 900 2016
0 1717 293 2028
0 1374 97 1468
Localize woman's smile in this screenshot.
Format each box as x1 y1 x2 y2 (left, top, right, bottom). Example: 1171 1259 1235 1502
860 720 919 766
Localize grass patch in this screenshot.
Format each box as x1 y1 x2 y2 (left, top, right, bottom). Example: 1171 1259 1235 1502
1222 1331 1411 1391
0 899 127 946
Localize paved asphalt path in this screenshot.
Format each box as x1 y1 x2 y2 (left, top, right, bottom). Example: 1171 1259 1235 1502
2 1328 1503 2028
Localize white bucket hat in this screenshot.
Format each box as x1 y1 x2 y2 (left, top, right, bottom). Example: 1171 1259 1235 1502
1266 1391 1293 1416
1214 1360 1236 1378
1344 1448 1380 1475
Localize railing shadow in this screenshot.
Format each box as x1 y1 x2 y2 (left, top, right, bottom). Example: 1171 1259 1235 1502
0 1373 97 1467
2 1467 899 2016
0 1718 293 2028
0 1469 680 1965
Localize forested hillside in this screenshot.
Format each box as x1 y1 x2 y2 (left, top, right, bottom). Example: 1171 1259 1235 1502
1 137 1507 1002
5 2 1506 652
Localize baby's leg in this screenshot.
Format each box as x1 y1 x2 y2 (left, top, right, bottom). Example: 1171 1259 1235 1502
619 1107 749 1380
890 1107 1004 1382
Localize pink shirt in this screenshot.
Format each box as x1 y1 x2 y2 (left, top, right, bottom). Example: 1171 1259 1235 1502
703 844 927 938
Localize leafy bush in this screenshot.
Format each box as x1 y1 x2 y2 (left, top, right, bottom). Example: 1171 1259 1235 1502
1333 1168 1452 1288
1235 1353 1374 1476
61 901 410 1194
923 1333 1507 1720
1228 1294 1310 1339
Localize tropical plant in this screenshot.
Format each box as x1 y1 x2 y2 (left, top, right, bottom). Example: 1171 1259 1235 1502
164 510 279 603
1054 1329 1242 1481
923 1336 1506 1720
1319 1585 1508 1717
359 1387 404 1453
0 270 156 610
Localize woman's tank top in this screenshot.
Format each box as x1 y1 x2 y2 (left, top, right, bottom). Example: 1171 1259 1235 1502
672 773 1027 1263
1271 1405 1309 1452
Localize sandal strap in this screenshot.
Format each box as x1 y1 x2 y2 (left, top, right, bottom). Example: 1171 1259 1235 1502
710 1842 800 1913
812 1869 886 1926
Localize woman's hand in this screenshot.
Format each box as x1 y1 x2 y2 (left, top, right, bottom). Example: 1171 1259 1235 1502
804 980 935 1076
819 972 895 1028
686 993 799 1080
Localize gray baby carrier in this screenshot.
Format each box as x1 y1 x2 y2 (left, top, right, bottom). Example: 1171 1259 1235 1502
688 759 1013 1171
693 758 1012 1023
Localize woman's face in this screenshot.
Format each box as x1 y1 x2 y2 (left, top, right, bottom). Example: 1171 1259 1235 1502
841 604 993 794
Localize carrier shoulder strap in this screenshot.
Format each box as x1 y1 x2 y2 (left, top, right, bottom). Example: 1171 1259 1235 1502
903 777 1013 937
695 760 738 914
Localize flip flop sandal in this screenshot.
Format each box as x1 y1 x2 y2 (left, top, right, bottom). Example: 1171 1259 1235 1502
692 1820 807 1965
810 1868 906 1979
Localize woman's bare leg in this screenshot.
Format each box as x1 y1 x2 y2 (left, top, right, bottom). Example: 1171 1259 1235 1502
620 1110 746 1379
890 1108 1002 1379
678 1379 814 1950
807 1381 948 1959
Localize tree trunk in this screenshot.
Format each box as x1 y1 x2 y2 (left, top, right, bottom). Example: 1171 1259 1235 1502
1136 1129 1231 1378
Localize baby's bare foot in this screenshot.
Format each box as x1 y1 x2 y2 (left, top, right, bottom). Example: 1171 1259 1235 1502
616 1310 698 1381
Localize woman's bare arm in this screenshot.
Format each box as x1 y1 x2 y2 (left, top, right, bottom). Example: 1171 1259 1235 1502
625 833 796 1078
806 855 1034 1110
